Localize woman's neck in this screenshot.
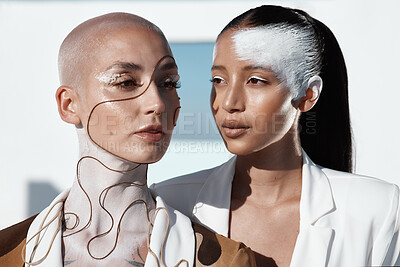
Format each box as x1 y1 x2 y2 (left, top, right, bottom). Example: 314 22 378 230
233 131 303 206
64 128 155 235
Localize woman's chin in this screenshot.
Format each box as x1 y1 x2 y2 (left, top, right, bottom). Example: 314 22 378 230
123 151 166 164
224 141 255 156
223 138 277 156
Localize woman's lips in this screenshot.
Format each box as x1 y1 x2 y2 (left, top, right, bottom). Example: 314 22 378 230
134 125 164 142
221 120 249 138
134 131 164 141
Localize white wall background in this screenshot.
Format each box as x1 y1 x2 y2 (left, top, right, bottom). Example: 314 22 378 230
1 0 399 229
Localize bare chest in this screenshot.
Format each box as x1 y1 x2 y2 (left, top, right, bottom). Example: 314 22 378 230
229 200 300 267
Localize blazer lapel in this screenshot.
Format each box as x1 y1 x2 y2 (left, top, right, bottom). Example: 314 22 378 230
146 196 195 267
191 156 237 237
290 225 334 267
26 192 194 267
191 151 336 267
290 151 336 267
25 189 70 267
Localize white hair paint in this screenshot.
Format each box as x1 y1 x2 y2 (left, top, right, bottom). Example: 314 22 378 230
231 24 321 100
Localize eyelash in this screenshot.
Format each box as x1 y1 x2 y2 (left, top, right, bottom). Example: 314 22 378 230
210 76 269 86
210 76 226 85
114 78 143 89
160 76 181 90
113 76 181 91
247 76 269 85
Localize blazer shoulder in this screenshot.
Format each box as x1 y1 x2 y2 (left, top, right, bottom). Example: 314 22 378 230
151 157 237 217
322 167 397 194
150 167 219 217
0 214 37 267
193 222 256 267
153 167 217 188
152 157 236 191
321 167 399 216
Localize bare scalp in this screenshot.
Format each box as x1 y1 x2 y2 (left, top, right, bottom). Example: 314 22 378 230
58 12 165 93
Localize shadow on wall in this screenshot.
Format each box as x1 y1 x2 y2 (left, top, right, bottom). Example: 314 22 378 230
27 181 60 217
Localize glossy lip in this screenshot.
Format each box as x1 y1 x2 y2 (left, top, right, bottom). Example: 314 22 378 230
221 119 250 138
134 124 165 142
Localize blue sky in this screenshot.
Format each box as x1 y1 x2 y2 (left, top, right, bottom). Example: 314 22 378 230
170 42 221 140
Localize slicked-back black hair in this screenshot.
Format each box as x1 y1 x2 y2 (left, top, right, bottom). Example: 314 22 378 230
219 5 353 172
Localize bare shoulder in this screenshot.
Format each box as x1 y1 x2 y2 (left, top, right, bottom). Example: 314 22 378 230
193 222 257 267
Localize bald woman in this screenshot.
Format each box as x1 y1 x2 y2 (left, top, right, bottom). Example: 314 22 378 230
0 13 256 267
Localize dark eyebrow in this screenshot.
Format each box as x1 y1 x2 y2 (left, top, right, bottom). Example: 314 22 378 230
242 65 272 71
106 62 142 71
211 65 226 71
212 65 273 72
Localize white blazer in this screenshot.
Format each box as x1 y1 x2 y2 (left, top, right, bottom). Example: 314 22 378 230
24 189 195 267
151 151 400 266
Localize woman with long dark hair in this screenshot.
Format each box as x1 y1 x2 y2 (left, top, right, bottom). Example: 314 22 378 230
152 5 400 266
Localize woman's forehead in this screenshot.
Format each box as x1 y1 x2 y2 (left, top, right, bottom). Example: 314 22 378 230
212 25 319 100
89 29 172 73
231 26 306 68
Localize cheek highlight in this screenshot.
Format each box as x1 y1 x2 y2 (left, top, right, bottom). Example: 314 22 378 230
232 25 319 100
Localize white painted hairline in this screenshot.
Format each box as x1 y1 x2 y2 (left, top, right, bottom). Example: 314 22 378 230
231 25 321 100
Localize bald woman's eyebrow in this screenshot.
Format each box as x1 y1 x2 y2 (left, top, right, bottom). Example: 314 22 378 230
157 61 178 72
106 62 143 71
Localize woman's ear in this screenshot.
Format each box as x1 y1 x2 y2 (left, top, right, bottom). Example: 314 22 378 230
55 85 82 125
298 75 323 112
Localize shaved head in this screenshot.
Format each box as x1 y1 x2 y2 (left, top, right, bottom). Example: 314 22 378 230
58 12 165 92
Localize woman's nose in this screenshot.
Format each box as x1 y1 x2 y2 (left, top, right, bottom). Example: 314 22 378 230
221 81 245 113
142 82 166 115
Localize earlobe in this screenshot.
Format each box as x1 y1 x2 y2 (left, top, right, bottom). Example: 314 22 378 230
298 75 323 112
55 85 82 125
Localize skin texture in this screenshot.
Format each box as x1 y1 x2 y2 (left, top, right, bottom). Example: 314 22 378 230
54 13 180 266
211 29 320 267
58 23 179 163
78 27 179 163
